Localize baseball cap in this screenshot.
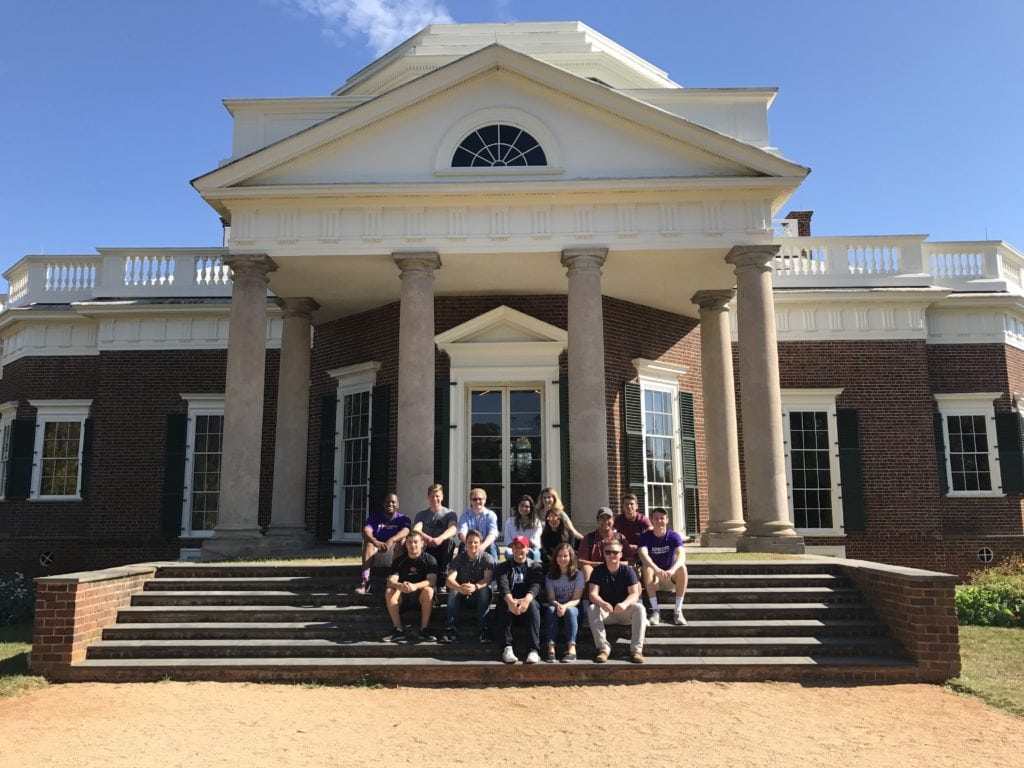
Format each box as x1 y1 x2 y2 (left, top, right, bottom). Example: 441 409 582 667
511 535 530 547
596 507 614 520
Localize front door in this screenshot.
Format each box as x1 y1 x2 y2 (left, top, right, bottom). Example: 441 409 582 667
468 387 543 520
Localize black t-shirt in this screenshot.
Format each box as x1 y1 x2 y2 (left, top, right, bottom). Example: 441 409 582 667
390 552 438 583
588 563 638 605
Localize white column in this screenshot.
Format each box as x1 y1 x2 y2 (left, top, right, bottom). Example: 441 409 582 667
691 289 746 547
202 254 277 560
725 245 804 553
267 296 319 553
561 247 610 517
393 252 440 510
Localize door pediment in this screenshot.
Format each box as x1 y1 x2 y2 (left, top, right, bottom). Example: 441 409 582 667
436 305 567 369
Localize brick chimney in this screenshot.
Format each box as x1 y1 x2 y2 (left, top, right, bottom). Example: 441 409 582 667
783 210 813 237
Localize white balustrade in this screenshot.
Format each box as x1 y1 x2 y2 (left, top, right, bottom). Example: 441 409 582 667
123 253 175 287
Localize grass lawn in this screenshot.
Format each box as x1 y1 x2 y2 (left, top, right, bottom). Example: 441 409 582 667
947 625 1024 718
0 624 46 698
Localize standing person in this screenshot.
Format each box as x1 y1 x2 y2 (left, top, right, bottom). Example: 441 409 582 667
577 507 628 579
384 532 438 642
536 487 584 541
543 542 585 662
586 541 647 663
413 483 458 588
540 506 572 568
503 494 543 561
494 535 544 664
614 492 652 551
355 492 411 595
441 529 495 644
637 507 688 625
457 487 500 562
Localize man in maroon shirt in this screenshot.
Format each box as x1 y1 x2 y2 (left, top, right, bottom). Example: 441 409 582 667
614 493 652 551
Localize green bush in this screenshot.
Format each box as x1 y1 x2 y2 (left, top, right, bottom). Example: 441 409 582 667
0 573 35 626
956 556 1024 628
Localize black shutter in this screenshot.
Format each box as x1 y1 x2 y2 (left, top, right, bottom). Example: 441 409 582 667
7 418 36 500
933 411 949 495
559 373 571 512
434 380 450 488
161 414 188 537
679 391 699 535
837 409 866 533
995 412 1024 494
78 418 94 500
623 381 645 513
317 394 338 539
368 383 390 512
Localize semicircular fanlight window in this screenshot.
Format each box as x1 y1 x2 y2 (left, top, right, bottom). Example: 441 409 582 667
451 123 547 167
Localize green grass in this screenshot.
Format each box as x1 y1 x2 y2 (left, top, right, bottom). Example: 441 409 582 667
687 551 803 560
0 624 46 698
947 625 1024 718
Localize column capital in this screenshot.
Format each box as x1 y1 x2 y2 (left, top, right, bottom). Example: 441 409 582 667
224 253 278 277
561 247 608 272
393 251 441 276
274 297 320 319
691 288 736 312
724 244 780 271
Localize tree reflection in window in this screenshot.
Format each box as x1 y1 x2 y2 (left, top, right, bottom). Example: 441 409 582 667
452 124 547 167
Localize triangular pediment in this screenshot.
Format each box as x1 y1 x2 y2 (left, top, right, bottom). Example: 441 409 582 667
435 305 567 347
192 43 807 211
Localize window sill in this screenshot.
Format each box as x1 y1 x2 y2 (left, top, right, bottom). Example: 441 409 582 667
28 495 82 502
797 529 846 537
180 531 214 539
944 492 1006 499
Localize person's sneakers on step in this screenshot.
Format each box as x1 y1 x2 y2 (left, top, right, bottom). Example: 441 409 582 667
501 645 519 664
673 609 687 626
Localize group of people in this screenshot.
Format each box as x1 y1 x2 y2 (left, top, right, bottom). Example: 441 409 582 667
356 484 689 664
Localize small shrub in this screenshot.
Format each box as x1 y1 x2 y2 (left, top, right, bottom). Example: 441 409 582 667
965 554 1024 588
957 556 1024 628
0 573 35 626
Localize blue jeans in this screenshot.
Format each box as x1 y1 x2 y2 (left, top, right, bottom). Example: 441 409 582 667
445 586 493 631
543 603 580 645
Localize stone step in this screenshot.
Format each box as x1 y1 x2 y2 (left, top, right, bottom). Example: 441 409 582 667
63 654 920 685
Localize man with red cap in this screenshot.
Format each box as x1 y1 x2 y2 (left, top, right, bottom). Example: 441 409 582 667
493 535 545 664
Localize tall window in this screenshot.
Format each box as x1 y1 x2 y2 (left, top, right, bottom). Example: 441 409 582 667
181 394 224 536
28 399 92 500
781 390 844 533
643 388 676 509
935 393 1003 496
0 401 17 500
339 389 371 537
451 124 547 167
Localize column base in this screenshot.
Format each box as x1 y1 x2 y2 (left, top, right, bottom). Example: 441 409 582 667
200 530 269 561
264 528 316 556
700 530 744 548
736 534 806 555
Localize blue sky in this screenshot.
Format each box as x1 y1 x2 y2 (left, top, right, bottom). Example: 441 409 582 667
2 0 1022 279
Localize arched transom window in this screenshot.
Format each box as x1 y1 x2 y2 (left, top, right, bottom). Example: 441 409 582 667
451 123 547 167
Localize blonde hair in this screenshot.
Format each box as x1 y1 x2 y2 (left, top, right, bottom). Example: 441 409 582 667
537 487 564 514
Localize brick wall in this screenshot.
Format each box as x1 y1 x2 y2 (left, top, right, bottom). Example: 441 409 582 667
31 564 156 678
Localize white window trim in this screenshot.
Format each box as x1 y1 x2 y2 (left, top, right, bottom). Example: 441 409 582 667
780 388 845 536
934 392 1004 498
180 393 225 538
328 362 380 543
433 107 564 175
633 358 687 534
27 399 92 501
0 400 19 501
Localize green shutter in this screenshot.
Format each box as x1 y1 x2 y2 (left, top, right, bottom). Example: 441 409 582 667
837 409 866 533
559 373 571 512
317 395 337 539
368 383 391 512
7 418 36 500
161 414 187 537
679 391 699 535
623 381 645 512
933 411 949 496
995 412 1024 494
434 380 451 488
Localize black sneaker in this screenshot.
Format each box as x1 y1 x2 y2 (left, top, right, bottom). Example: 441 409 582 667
388 627 406 642
440 628 458 644
418 627 437 642
478 628 491 644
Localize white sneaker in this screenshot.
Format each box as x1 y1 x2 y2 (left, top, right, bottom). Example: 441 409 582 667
524 650 540 664
501 645 518 664
648 609 661 626
673 609 687 626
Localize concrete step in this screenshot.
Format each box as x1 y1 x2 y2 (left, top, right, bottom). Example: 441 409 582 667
145 577 357 592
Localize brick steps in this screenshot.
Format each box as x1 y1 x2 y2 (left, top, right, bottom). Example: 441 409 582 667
66 561 926 684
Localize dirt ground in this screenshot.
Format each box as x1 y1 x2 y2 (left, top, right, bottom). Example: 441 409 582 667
1 681 1023 767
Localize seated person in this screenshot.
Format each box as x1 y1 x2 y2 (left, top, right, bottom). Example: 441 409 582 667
577 507 629 579
503 494 543 561
384 531 437 642
540 506 574 569
440 529 495 644
494 535 545 664
637 506 688 626
457 487 500 562
586 541 647 664
413 483 458 587
543 542 585 663
614 493 653 553
355 492 411 595
536 487 584 541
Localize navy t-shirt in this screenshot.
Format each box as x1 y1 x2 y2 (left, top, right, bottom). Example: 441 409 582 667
588 563 638 605
390 552 438 583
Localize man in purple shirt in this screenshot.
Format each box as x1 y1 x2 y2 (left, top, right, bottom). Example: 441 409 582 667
355 492 411 595
637 506 688 625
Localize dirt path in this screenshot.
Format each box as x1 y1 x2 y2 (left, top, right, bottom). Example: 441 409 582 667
1 681 1022 767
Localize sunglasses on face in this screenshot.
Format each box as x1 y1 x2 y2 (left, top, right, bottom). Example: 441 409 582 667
604 550 622 556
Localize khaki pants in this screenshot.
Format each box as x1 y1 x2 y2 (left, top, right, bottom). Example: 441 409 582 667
586 602 647 654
